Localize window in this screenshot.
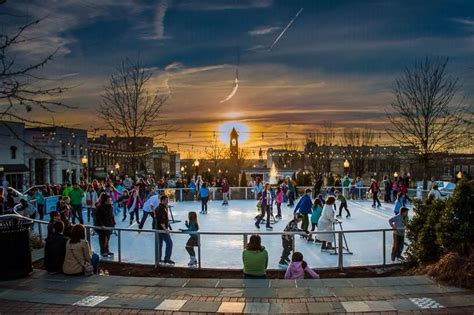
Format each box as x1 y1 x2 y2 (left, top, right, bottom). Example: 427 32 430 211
79 145 83 156
443 166 451 177
379 160 389 172
10 146 17 159
61 143 66 156
71 144 76 156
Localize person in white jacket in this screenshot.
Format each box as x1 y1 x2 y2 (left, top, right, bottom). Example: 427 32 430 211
317 196 338 250
85 185 98 223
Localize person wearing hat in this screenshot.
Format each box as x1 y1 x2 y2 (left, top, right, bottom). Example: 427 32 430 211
388 207 409 262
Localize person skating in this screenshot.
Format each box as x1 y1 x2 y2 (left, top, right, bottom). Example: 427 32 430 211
310 196 324 243
275 186 284 219
95 193 116 258
126 189 143 225
293 188 313 241
317 196 338 250
139 194 159 230
369 178 382 208
255 183 273 230
155 195 174 265
68 183 85 224
85 185 98 223
388 207 409 262
279 213 306 266
180 211 199 267
221 178 230 205
335 190 350 218
199 182 209 214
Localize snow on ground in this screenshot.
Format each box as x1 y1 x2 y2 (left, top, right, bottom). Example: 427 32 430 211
37 197 412 269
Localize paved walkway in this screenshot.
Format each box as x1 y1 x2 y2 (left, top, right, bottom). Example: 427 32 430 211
0 270 473 314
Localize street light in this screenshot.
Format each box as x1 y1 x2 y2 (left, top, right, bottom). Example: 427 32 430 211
81 155 88 181
343 159 350 176
194 160 200 178
393 171 398 178
456 171 463 179
115 162 120 170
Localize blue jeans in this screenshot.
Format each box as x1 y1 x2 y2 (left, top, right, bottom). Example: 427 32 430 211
91 253 100 274
158 232 173 261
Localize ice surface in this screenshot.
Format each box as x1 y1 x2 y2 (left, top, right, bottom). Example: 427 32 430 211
63 197 411 270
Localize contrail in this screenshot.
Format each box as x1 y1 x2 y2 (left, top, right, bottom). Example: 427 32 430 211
269 7 303 51
220 69 239 103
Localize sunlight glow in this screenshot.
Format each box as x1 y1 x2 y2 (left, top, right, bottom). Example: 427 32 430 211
219 121 249 145
224 111 242 119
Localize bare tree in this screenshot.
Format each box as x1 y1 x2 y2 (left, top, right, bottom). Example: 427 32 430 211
387 57 468 188
1 12 72 121
204 138 227 171
98 58 168 172
305 121 335 179
340 127 375 177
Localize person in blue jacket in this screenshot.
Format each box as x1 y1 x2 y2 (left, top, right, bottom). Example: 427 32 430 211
199 182 210 214
393 192 405 215
294 188 313 240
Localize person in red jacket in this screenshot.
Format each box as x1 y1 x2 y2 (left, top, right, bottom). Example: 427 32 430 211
222 178 230 206
370 178 382 208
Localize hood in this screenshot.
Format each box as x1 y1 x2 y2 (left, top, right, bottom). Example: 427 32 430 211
288 261 303 271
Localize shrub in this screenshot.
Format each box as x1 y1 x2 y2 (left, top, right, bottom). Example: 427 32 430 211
406 199 445 265
436 179 474 256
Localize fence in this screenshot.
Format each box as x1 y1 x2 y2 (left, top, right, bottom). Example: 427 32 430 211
29 218 403 271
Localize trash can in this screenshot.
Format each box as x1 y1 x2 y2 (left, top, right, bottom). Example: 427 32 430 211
0 215 33 280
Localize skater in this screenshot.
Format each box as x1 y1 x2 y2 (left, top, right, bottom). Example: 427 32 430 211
155 195 174 265
294 188 313 241
242 234 268 279
317 196 338 250
284 252 319 279
139 194 159 230
279 213 306 266
393 192 406 215
255 183 273 230
126 189 143 225
180 211 199 267
383 175 392 203
388 207 409 262
199 182 209 214
85 185 98 223
275 186 284 219
369 178 382 208
310 196 323 242
118 190 130 222
68 183 85 224
287 178 296 207
95 193 116 258
33 188 45 220
335 190 351 218
221 178 230 205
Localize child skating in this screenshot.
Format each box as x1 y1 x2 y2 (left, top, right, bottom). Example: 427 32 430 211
335 190 351 218
180 211 199 267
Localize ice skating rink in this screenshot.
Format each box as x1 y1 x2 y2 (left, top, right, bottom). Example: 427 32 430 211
80 198 411 269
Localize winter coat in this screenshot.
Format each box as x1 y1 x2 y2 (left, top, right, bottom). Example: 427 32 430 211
200 186 209 198
393 196 405 214
261 190 272 207
85 190 98 208
68 187 84 206
126 194 143 210
242 247 268 276
294 195 312 215
317 204 337 243
222 182 230 193
284 261 319 279
95 204 116 227
369 181 380 193
311 204 323 224
275 191 284 204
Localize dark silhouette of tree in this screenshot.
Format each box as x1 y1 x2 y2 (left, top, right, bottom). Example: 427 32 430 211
386 58 468 188
340 127 375 177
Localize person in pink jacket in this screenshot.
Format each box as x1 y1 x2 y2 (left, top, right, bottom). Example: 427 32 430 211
275 186 284 219
284 252 320 280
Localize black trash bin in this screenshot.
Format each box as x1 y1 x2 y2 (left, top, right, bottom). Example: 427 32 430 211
0 215 33 280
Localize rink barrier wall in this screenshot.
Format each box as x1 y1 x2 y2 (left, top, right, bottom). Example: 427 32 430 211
15 214 405 271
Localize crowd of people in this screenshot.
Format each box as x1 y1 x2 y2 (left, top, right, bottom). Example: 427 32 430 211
0 170 444 277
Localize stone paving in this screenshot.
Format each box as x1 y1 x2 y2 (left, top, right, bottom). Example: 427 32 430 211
0 270 473 314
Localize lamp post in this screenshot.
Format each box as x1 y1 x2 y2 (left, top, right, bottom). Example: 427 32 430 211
115 162 120 177
343 159 350 176
393 171 398 179
180 166 185 177
456 171 463 182
81 155 88 182
194 160 200 179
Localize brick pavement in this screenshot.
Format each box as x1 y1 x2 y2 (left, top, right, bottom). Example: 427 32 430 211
0 270 473 314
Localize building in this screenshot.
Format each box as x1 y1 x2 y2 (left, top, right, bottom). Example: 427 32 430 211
88 135 154 178
0 121 88 188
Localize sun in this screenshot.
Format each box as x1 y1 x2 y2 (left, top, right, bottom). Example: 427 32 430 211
218 121 249 145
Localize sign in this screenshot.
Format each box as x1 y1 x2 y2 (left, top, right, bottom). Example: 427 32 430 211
44 196 59 214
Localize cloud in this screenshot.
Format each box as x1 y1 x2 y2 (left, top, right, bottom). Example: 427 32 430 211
174 0 273 11
143 0 172 40
451 17 474 27
248 26 281 36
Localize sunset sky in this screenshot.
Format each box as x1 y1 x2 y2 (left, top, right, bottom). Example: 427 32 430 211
3 0 474 158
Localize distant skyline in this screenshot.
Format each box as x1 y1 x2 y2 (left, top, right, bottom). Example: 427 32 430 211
2 0 474 157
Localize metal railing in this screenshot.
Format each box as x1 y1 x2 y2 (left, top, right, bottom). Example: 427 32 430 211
26 217 403 271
